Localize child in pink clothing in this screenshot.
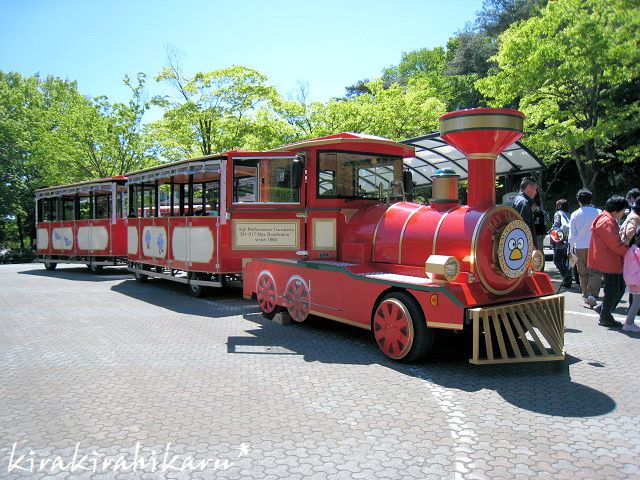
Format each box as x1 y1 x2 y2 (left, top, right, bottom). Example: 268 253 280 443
623 226 640 332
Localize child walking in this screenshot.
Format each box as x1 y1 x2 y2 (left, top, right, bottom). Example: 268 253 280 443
623 225 640 332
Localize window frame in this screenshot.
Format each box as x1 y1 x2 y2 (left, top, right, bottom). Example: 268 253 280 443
316 149 404 200
231 156 302 205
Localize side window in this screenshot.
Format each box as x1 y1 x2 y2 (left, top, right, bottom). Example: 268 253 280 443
318 153 338 196
233 157 300 203
37 199 44 223
317 151 403 199
51 198 60 221
78 196 90 220
159 184 172 217
205 181 220 216
95 194 110 219
42 199 50 222
233 160 258 202
62 197 75 221
142 186 155 218
192 183 204 215
128 185 139 217
117 191 127 218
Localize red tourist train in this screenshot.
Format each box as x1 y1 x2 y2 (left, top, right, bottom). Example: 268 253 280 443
35 177 128 272
35 108 565 365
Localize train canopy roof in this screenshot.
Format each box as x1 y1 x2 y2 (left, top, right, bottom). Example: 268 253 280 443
400 132 543 186
125 154 226 184
125 151 300 184
35 176 127 199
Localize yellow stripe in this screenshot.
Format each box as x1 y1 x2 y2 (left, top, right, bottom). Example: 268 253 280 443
427 322 464 330
309 310 371 330
372 205 398 262
431 207 457 255
398 206 426 264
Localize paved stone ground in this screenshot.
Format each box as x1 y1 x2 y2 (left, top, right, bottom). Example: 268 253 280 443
0 262 638 480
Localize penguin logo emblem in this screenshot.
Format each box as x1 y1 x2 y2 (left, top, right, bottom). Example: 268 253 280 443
497 221 532 278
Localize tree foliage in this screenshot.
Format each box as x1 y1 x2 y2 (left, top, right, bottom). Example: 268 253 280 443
152 61 278 159
477 0 640 190
0 72 154 248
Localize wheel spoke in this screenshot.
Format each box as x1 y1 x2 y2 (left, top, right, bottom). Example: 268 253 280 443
285 278 309 322
257 274 277 314
373 299 413 359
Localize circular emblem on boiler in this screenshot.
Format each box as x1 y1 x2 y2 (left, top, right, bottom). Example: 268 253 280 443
496 220 532 278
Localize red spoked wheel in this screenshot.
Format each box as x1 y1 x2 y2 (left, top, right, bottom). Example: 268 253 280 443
284 275 310 323
373 292 433 362
256 270 281 319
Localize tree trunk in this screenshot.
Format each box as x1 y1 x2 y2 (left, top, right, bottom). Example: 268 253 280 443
572 149 596 192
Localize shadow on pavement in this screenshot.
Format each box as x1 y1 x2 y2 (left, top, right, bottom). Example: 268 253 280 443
17 265 131 282
228 312 616 418
111 278 258 318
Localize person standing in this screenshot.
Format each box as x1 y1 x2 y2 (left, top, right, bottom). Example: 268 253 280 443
588 196 629 328
568 188 602 307
620 197 640 316
513 177 539 249
622 226 640 332
621 198 640 243
551 199 571 287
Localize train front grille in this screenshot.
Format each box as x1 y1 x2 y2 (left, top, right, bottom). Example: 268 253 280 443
468 295 565 365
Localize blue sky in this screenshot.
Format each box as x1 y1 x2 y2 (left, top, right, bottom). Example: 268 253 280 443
1 0 484 110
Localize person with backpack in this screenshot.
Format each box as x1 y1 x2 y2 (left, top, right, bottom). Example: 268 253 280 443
621 197 640 317
622 225 640 332
551 199 572 288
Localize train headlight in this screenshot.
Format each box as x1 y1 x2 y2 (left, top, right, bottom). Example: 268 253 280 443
425 255 460 282
531 249 544 272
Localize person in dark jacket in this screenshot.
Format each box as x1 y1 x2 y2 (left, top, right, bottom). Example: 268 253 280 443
513 177 539 249
588 195 629 328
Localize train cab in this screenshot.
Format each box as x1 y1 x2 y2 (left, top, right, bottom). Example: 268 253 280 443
35 176 128 272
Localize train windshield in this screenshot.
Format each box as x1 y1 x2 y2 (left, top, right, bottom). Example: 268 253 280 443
317 151 404 199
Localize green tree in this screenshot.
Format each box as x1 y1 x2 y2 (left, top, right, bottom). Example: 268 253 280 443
0 71 154 248
270 81 325 141
153 61 278 159
0 72 74 248
477 0 640 191
475 0 547 37
316 77 446 140
49 73 154 179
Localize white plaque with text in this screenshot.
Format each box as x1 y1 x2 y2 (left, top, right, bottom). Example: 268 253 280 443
232 220 300 250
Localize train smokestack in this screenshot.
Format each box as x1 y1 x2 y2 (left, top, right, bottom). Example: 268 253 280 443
439 108 524 208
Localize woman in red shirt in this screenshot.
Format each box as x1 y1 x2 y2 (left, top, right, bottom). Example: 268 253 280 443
588 195 629 328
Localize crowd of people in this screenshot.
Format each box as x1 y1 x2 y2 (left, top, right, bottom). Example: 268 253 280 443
515 180 640 332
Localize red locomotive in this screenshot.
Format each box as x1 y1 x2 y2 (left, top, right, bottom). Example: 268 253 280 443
243 108 565 364
35 176 128 272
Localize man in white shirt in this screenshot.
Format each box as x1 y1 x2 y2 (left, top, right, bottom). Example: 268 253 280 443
568 188 602 306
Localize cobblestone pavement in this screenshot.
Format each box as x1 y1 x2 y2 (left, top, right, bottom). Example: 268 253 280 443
0 262 638 480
